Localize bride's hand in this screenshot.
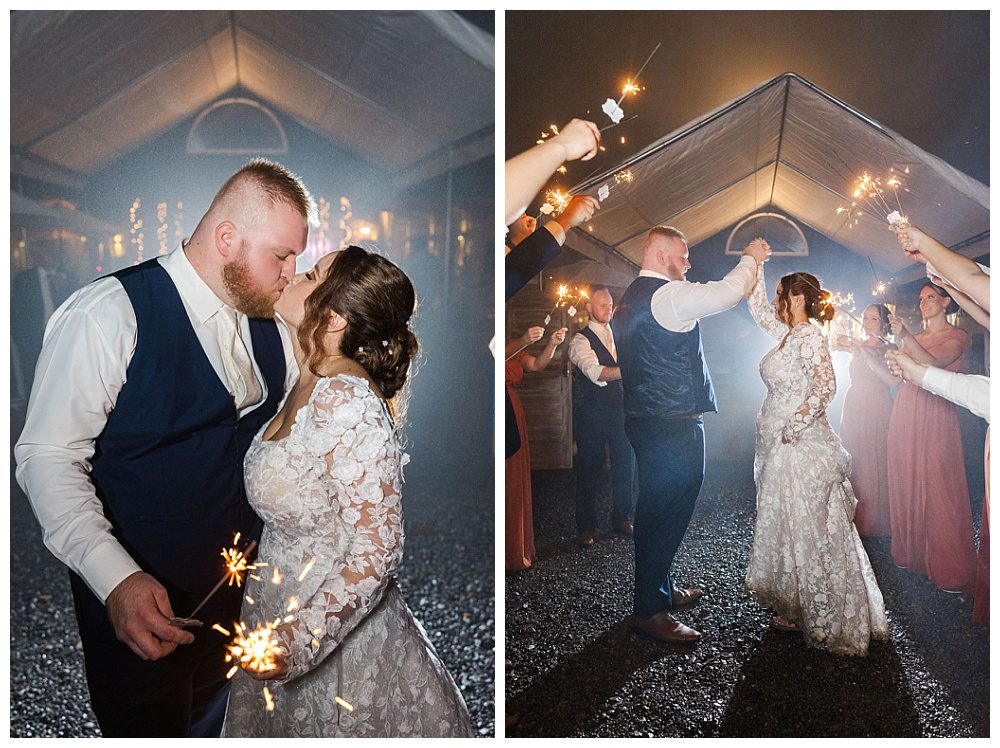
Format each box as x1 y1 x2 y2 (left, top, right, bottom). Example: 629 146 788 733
244 651 289 681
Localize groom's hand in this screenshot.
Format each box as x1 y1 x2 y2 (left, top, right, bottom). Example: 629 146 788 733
106 571 195 661
742 237 772 264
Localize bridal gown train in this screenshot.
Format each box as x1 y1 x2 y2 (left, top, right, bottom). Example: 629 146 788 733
744 266 888 656
223 375 473 737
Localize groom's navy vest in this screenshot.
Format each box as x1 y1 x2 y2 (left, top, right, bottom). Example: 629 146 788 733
89 259 285 596
572 325 623 419
611 275 717 420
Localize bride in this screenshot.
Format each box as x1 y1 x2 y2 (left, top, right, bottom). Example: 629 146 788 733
745 246 888 656
223 245 473 737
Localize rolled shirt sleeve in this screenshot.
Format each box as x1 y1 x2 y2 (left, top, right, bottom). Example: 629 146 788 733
568 332 607 386
651 256 758 332
14 279 143 603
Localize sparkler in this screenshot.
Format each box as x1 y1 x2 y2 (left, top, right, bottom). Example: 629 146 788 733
851 170 908 228
170 536 259 628
596 169 636 203
504 283 590 361
225 618 285 676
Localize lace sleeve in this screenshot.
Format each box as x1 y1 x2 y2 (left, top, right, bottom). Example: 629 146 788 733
782 326 837 444
747 262 786 340
280 377 404 682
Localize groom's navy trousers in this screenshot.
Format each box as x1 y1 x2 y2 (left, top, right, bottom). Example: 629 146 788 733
626 416 706 618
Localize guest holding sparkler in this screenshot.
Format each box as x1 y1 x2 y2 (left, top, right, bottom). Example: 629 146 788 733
745 263 888 655
223 245 472 737
886 283 977 592
506 325 568 570
14 159 313 737
891 224 989 622
836 304 899 537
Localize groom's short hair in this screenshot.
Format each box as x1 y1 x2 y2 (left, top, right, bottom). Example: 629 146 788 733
647 225 687 245
209 158 319 228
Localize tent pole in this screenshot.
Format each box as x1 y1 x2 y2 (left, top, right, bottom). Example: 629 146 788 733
443 149 454 328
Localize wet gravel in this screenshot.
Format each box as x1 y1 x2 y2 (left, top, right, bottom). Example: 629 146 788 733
506 469 988 738
10 462 494 738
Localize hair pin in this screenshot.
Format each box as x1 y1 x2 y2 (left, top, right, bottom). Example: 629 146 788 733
382 340 389 347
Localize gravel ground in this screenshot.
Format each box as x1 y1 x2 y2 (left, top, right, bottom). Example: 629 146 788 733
10 462 494 738
506 469 988 738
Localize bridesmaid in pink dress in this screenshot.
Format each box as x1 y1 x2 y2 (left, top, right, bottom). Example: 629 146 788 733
838 305 898 537
505 326 566 570
887 283 977 591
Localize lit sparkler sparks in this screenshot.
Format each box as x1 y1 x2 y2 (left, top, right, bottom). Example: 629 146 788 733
541 188 571 216
297 558 316 582
850 169 908 228
272 567 283 585
226 618 285 676
335 696 354 712
171 535 258 627
621 78 644 98
263 687 275 712
505 283 591 361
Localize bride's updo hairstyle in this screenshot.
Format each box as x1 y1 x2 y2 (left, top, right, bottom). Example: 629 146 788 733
299 245 418 415
776 272 837 325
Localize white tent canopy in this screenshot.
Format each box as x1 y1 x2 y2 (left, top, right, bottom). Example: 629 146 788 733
11 11 494 188
568 73 989 277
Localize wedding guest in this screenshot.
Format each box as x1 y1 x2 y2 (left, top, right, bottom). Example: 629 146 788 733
568 285 635 546
887 283 977 592
506 326 567 570
836 305 898 537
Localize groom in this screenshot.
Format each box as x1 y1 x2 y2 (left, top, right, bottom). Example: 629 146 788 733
612 226 770 643
15 159 316 736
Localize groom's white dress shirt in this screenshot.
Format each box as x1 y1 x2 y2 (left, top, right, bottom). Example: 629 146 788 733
15 245 296 603
568 320 618 387
641 255 758 332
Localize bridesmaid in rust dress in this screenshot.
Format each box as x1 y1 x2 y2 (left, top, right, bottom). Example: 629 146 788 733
837 304 898 537
887 283 977 591
505 326 566 570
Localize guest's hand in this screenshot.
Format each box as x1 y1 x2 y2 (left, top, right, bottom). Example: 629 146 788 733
888 314 909 339
520 326 545 347
895 226 928 264
549 327 567 346
244 651 289 681
832 334 856 352
742 237 772 264
885 349 927 384
106 571 195 661
552 195 600 232
550 119 601 162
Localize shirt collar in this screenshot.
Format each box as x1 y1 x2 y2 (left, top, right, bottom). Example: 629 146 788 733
638 269 671 282
161 243 228 326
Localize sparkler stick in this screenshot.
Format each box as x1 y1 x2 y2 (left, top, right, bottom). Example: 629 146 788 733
615 42 662 107
171 538 259 627
599 114 639 132
504 284 588 361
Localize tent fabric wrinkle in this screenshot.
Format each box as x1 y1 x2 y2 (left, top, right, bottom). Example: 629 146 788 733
568 74 988 273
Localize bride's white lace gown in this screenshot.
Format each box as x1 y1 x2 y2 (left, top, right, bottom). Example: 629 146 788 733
745 265 889 656
223 375 473 737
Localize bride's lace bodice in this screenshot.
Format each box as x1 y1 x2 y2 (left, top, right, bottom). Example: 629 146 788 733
224 374 471 737
242 374 405 681
748 265 836 447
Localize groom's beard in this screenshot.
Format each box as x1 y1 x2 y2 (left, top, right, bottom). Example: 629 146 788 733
223 242 282 319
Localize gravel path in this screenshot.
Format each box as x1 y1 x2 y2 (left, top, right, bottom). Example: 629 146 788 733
506 469 988 738
10 463 494 738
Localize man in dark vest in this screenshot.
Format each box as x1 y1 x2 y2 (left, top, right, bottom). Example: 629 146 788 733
612 226 770 643
568 285 635 546
15 159 316 736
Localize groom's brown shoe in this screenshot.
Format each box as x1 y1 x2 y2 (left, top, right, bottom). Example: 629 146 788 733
669 586 704 609
628 611 701 644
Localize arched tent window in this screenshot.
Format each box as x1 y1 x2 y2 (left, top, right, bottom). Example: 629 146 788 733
186 98 288 155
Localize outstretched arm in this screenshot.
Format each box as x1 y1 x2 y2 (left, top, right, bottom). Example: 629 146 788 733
746 260 787 340
782 327 837 444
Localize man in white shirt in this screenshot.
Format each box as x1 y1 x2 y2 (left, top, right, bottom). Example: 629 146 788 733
612 226 770 644
568 285 635 546
15 159 315 736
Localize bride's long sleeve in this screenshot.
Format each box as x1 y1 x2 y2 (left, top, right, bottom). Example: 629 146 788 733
781 325 837 444
747 262 787 340
278 379 405 682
